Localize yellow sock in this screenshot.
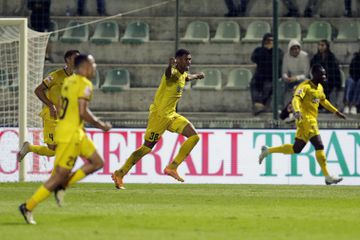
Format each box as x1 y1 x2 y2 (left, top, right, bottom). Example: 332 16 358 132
67 169 86 186
29 145 55 157
25 185 51 211
268 144 294 154
169 135 200 169
315 150 329 176
116 145 151 177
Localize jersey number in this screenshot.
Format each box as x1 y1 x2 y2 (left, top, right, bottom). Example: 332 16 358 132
59 97 69 119
149 132 159 141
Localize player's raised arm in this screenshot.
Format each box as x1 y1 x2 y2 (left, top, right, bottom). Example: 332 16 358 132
165 57 176 79
78 99 112 131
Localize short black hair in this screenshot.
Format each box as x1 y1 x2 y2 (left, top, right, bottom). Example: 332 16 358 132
262 33 273 46
175 49 190 58
74 54 90 68
311 64 324 75
64 49 80 62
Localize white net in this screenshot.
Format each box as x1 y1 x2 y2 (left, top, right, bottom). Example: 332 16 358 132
0 23 50 182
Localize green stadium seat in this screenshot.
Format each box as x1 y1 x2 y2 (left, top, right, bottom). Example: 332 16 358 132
181 21 210 43
120 21 149 44
225 68 252 90
242 21 271 43
303 21 332 43
279 20 301 42
60 21 89 43
49 20 58 42
90 21 119 44
211 21 240 43
192 69 222 90
335 21 359 42
101 69 130 92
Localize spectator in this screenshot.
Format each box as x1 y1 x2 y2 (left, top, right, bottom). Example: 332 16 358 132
282 0 322 17
343 51 360 115
77 0 106 16
310 40 342 103
344 0 360 17
250 33 283 115
27 0 52 62
282 39 310 104
224 0 249 17
304 0 322 17
27 0 51 32
282 0 300 17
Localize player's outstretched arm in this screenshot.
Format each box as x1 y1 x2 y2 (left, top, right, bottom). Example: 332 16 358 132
78 99 112 131
34 82 57 119
320 99 345 119
186 72 205 81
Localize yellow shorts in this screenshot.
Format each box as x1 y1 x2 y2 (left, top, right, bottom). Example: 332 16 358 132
42 117 57 145
295 118 320 143
54 133 96 170
144 111 190 142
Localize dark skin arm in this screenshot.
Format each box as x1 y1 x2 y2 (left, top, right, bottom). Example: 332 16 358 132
165 58 176 79
78 99 112 131
34 82 57 119
186 72 205 81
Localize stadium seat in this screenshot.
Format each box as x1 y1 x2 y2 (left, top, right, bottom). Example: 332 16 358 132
192 69 222 90
90 21 119 44
49 20 59 42
120 21 149 44
335 21 359 42
60 21 89 43
303 21 332 43
101 69 130 92
242 21 271 43
278 20 301 42
181 21 210 43
224 68 252 90
211 21 240 43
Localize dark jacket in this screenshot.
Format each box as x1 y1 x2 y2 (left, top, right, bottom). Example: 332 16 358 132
27 0 51 32
310 51 341 89
251 47 283 87
349 52 360 81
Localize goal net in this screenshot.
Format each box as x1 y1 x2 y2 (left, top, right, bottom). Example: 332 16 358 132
0 18 51 182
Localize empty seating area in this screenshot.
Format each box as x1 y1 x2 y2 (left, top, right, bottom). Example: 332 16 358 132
2 0 359 127
47 18 360 44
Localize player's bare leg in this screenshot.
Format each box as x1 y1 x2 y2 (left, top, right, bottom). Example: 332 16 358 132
55 151 104 206
20 166 70 224
164 123 200 182
112 141 153 189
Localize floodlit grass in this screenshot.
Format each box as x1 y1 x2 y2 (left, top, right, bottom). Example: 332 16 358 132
1 183 360 240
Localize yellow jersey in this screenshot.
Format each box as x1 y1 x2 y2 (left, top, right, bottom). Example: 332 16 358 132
292 80 337 120
40 67 72 118
149 67 188 117
55 74 93 143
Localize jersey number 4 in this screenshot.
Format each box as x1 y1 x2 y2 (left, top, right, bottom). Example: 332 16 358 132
59 97 69 119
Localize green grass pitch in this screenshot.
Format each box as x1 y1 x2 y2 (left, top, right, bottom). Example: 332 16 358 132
1 183 360 240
